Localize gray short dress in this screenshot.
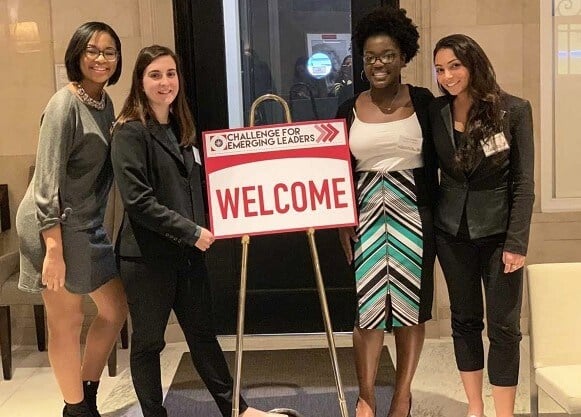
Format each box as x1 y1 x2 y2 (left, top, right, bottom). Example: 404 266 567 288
16 87 117 294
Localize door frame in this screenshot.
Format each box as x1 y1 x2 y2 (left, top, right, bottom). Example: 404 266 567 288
172 0 397 132
172 0 398 334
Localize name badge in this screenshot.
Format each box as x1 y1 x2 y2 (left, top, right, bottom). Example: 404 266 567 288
193 147 202 165
481 132 509 157
397 135 422 153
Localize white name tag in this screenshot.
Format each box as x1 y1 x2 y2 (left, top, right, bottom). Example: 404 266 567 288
481 132 509 157
193 147 202 165
397 135 422 153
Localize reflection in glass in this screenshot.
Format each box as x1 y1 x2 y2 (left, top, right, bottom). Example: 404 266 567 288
557 23 581 74
239 0 352 125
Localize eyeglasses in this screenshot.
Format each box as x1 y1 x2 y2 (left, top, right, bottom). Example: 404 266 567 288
85 46 118 62
363 52 399 66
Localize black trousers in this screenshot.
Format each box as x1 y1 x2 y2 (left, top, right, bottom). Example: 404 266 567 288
119 258 248 417
435 230 523 386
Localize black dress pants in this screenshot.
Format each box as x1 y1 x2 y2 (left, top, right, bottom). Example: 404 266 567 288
119 258 248 417
435 230 523 386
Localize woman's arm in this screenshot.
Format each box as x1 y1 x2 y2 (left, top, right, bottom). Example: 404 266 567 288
34 92 76 290
504 98 535 256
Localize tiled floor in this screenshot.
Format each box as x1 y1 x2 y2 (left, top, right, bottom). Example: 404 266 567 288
0 334 568 417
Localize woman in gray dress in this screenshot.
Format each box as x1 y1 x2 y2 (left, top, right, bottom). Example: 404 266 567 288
16 22 128 417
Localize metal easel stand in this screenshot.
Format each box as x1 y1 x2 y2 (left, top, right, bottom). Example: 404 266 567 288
230 95 349 417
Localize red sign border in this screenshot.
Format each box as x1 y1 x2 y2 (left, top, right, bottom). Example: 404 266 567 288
202 119 357 239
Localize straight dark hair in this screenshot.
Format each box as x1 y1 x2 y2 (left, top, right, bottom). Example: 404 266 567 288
65 21 122 85
434 34 505 171
115 45 196 146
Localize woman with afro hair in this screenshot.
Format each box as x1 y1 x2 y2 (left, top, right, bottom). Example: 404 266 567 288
336 7 437 417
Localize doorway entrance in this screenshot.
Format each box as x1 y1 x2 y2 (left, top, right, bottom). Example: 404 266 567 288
173 0 398 334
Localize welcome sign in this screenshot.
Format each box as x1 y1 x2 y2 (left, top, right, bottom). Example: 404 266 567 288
202 119 357 238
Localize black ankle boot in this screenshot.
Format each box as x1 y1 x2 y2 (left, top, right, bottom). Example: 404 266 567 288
62 400 93 417
82 380 101 417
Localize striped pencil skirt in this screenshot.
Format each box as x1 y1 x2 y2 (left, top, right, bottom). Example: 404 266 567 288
354 169 434 331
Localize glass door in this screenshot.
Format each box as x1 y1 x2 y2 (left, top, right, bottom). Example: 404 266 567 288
175 0 394 334
238 0 352 125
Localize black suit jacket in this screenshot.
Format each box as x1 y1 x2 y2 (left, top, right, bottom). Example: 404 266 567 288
111 119 205 267
429 93 535 255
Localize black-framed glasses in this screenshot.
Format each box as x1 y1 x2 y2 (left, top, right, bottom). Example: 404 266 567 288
363 52 399 66
85 47 118 62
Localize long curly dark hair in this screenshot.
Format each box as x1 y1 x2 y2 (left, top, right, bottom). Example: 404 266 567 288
434 34 505 171
353 6 419 63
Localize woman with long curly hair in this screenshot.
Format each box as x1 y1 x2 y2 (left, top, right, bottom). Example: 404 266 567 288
430 34 534 417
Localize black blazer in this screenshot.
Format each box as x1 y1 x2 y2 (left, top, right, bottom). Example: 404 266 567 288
336 85 438 209
111 119 205 267
429 93 535 255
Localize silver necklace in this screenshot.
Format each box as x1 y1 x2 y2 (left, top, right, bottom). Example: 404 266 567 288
75 83 106 110
371 85 400 112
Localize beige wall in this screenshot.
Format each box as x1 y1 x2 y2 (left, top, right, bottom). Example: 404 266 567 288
0 0 174 255
0 0 174 345
402 0 581 338
3 0 581 344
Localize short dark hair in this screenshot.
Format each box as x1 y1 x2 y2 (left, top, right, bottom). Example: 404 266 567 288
64 22 122 86
353 7 419 63
115 45 196 146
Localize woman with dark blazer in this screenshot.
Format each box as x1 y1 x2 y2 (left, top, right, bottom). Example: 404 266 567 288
430 34 534 417
336 7 437 417
111 45 282 417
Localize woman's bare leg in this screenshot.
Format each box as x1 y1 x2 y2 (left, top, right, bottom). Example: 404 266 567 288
460 370 484 417
353 326 385 417
388 323 425 417
492 385 516 417
82 278 128 380
42 289 85 404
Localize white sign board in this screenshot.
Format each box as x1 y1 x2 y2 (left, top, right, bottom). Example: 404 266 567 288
203 119 357 238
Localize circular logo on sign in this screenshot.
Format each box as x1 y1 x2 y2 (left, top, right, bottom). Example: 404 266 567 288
210 135 226 151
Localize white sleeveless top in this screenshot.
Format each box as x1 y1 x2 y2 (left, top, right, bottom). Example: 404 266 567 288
349 110 424 172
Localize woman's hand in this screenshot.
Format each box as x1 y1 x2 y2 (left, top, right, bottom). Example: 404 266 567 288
338 227 358 265
42 251 66 291
40 224 66 291
502 250 525 274
195 227 215 252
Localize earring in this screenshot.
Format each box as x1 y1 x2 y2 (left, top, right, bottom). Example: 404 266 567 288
360 69 367 82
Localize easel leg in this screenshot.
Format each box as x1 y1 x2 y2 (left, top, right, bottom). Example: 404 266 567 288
232 234 251 417
306 228 349 417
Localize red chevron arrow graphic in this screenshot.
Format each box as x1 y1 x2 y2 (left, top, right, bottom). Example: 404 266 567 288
324 123 339 142
315 124 328 142
315 123 340 142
